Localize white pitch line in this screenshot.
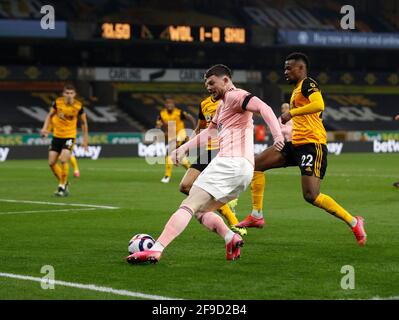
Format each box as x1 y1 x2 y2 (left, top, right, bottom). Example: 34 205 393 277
371 295 399 300
0 272 181 300
0 208 96 216
0 199 119 210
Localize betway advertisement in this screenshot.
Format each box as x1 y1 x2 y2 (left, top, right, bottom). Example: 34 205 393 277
0 133 143 146
1 141 398 162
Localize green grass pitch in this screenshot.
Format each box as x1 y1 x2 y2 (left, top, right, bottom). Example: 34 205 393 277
0 154 398 300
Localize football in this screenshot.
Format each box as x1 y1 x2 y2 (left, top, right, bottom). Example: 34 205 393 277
128 234 155 254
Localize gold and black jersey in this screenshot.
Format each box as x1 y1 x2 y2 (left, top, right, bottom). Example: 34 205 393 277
158 108 187 142
199 96 220 150
289 77 327 146
51 97 84 138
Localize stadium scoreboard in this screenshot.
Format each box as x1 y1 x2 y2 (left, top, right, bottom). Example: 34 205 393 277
100 23 247 44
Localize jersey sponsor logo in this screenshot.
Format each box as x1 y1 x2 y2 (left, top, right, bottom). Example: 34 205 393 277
73 145 102 160
58 111 66 120
373 140 399 153
327 142 343 155
0 147 10 161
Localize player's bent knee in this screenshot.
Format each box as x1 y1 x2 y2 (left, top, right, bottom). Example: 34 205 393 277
194 211 205 223
179 182 192 195
303 191 317 204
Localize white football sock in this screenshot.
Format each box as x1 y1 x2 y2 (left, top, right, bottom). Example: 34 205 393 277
224 230 235 244
251 209 263 219
151 241 165 252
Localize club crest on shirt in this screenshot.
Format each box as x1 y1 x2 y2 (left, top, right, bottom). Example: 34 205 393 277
217 122 223 132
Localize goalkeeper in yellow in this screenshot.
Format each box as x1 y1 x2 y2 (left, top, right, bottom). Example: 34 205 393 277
156 98 195 183
178 95 247 237
40 83 89 197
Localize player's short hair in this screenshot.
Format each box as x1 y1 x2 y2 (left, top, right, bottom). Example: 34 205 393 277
204 64 232 79
63 83 76 92
286 52 310 69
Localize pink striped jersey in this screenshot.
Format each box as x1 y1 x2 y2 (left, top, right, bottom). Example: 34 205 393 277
211 87 276 166
178 86 283 167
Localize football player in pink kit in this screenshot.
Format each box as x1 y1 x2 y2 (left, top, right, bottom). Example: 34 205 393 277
127 64 284 264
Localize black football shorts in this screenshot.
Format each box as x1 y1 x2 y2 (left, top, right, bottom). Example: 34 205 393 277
49 137 75 153
281 142 328 179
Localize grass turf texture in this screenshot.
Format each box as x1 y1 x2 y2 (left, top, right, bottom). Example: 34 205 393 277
0 154 398 300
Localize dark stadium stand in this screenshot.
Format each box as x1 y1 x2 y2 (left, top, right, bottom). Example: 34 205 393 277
321 93 398 131
239 0 397 32
4 0 397 33
0 90 141 133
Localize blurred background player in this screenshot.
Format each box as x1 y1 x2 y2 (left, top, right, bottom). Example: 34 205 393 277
40 83 89 197
179 95 248 236
156 97 195 183
47 121 80 178
244 102 293 227
237 52 367 246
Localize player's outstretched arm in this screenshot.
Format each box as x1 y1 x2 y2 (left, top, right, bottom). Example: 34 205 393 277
40 107 56 137
171 122 215 165
287 91 324 119
245 97 285 151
